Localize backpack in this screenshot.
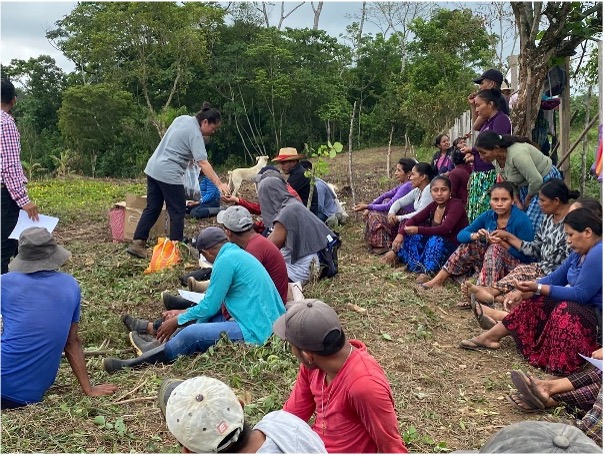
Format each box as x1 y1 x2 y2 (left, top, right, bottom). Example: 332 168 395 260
544 66 567 97
317 232 342 279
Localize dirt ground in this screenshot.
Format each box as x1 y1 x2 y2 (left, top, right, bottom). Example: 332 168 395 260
1 147 578 453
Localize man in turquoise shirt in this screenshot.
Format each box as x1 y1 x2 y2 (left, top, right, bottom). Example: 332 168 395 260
104 227 285 373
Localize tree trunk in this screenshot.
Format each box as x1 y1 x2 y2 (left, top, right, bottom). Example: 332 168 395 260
386 124 394 176
348 101 357 205
311 1 323 30
581 85 592 194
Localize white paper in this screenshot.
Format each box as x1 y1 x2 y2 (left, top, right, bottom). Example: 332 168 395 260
178 289 205 304
580 354 603 371
9 210 59 239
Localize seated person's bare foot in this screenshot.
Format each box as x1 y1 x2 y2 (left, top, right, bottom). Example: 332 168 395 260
529 376 559 408
466 282 498 305
380 250 398 266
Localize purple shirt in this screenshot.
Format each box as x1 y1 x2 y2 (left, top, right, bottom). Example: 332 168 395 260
472 111 512 172
367 181 414 213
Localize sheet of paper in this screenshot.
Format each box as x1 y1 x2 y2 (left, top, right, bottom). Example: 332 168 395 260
9 210 59 239
178 289 205 304
580 353 603 371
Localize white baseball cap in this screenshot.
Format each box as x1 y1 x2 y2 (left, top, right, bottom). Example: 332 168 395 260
165 376 245 453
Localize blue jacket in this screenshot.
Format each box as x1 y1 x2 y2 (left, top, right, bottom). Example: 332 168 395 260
458 206 535 262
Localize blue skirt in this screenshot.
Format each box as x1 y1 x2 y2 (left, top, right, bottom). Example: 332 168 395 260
397 234 458 274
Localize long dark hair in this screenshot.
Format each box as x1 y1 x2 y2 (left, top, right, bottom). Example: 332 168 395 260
490 181 514 199
573 197 603 220
413 162 436 182
195 101 221 125
475 88 501 110
564 207 602 237
434 134 449 149
539 179 580 204
475 130 540 151
431 175 451 190
398 157 417 173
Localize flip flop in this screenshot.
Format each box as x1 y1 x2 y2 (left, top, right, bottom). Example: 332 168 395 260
506 393 542 413
529 376 554 408
456 300 471 309
510 370 545 409
459 338 500 351
471 294 497 330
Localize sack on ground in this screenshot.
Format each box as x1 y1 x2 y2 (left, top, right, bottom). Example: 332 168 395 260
317 232 341 279
144 238 181 274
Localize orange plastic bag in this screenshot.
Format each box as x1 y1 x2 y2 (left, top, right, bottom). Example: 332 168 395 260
144 238 181 274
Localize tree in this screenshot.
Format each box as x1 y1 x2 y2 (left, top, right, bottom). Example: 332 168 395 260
48 2 225 137
510 2 602 136
399 8 496 140
58 84 135 175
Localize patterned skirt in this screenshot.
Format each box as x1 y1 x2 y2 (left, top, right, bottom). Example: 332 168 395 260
467 169 497 223
502 296 600 375
442 241 521 285
519 165 562 232
493 262 544 295
397 234 458 274
364 211 398 249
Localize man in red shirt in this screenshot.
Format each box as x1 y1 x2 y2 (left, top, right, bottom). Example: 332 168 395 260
217 205 288 303
273 299 408 453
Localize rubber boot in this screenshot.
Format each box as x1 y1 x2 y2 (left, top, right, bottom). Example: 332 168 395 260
187 277 210 293
103 344 168 374
179 268 212 287
161 291 195 310
129 331 161 356
127 239 148 258
122 315 149 333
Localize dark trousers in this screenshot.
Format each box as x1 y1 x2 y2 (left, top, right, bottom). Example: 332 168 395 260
133 175 186 242
1 188 20 274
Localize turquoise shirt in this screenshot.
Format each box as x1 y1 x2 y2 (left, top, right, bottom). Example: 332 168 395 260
177 243 285 345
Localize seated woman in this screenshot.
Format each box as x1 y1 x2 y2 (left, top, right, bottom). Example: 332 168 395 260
257 175 336 285
464 179 580 320
186 173 221 219
475 130 562 232
431 134 455 176
383 176 468 279
448 140 471 206
385 161 435 228
420 182 534 298
459 207 602 376
508 349 602 446
353 158 417 255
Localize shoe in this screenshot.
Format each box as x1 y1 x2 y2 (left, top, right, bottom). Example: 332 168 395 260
158 378 185 420
470 294 497 330
129 331 161 356
126 239 148 258
187 277 210 293
122 315 149 333
161 291 195 310
178 268 212 287
103 345 168 374
506 393 542 413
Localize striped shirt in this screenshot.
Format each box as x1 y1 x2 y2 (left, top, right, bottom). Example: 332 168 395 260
1 110 30 207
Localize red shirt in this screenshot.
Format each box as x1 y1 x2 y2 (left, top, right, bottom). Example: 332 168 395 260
245 234 289 303
403 198 469 245
283 340 408 453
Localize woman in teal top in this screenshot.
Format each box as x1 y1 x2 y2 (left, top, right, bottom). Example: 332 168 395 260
475 131 562 232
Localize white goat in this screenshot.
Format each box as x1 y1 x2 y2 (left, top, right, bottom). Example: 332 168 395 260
227 155 269 196
326 182 349 224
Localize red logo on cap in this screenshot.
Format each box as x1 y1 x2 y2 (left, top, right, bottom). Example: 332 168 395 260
216 421 229 434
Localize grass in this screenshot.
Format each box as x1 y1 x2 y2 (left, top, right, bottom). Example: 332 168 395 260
2 144 594 453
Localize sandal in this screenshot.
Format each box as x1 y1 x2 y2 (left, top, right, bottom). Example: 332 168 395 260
459 338 500 351
510 371 545 409
456 300 471 309
506 393 542 413
471 294 497 330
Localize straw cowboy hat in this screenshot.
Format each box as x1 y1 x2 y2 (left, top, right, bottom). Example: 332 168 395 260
8 227 71 274
272 147 306 163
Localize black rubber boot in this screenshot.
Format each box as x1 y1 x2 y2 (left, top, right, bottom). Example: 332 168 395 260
103 345 169 374
122 315 149 333
161 291 195 310
129 331 161 356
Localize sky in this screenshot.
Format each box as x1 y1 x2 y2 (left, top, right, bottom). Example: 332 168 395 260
0 1 391 73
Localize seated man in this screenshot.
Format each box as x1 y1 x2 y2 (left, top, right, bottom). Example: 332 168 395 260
1 228 117 409
272 147 319 216
158 376 327 453
104 227 285 373
186 173 221 219
272 299 408 453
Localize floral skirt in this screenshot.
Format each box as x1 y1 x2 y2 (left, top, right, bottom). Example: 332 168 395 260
519 165 562 232
397 234 457 274
442 241 522 286
467 169 497 223
503 296 600 375
364 211 398 249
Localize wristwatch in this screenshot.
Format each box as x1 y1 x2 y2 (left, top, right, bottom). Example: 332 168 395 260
535 283 542 296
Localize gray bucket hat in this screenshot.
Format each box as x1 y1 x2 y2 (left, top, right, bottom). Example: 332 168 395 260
8 227 71 274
